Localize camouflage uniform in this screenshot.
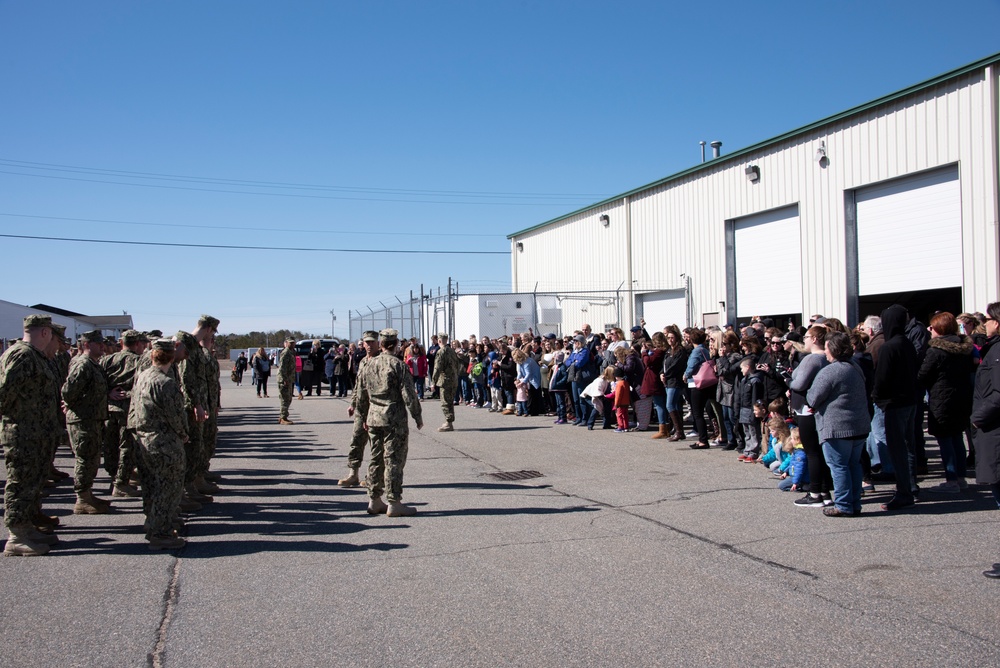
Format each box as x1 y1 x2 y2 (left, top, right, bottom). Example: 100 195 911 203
101 345 143 486
62 353 109 494
345 353 377 470
432 343 461 424
199 346 221 476
0 340 60 529
355 348 422 502
129 366 187 539
176 331 208 484
278 344 296 420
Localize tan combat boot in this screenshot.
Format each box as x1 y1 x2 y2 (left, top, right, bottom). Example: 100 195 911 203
387 501 417 517
338 469 360 487
367 496 388 515
437 422 454 432
112 482 141 498
195 475 220 495
74 490 112 515
4 524 50 556
184 482 212 504
278 417 294 425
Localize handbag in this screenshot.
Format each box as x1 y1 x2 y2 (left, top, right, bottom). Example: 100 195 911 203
230 368 239 383
303 359 314 372
692 359 718 389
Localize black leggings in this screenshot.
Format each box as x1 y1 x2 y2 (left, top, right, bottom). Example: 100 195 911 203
258 375 269 396
797 413 832 495
690 387 711 444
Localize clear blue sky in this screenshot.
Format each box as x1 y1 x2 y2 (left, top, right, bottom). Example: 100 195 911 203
1 1 998 338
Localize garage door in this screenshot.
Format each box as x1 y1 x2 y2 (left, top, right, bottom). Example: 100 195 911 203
856 166 961 295
734 206 802 317
638 290 687 332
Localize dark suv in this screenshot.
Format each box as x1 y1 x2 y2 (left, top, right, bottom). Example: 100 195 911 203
295 339 342 384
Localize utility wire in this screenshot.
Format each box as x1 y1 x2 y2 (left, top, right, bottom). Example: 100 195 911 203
0 233 509 255
0 158 608 200
0 212 500 238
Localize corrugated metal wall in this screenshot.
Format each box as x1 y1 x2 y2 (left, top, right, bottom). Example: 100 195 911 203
511 64 1000 325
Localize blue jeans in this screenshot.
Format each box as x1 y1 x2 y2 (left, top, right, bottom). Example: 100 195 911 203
651 394 667 425
884 404 917 500
823 438 864 514
571 381 589 424
554 391 567 421
722 405 737 447
866 404 892 473
665 387 682 412
414 377 425 399
936 432 967 481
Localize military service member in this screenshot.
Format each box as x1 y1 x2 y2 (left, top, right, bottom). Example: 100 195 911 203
431 333 460 432
101 329 148 497
337 330 380 487
129 339 188 550
278 336 296 425
194 316 221 495
1 315 62 556
62 330 112 514
176 320 212 506
354 328 423 517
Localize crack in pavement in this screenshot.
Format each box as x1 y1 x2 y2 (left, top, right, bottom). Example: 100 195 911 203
148 557 182 668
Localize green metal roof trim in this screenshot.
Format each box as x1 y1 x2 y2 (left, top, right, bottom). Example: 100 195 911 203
507 50 1000 240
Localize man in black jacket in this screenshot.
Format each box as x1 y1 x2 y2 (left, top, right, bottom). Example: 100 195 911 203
872 304 920 510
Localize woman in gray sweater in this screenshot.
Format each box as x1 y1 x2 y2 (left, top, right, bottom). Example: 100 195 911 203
806 331 872 517
787 326 832 508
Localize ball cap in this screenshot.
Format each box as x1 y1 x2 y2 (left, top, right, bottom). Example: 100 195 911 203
198 315 220 331
23 314 55 330
379 328 399 343
79 330 104 343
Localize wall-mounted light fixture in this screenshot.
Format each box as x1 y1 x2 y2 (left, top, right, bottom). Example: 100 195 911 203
745 165 760 183
516 242 524 252
599 214 610 227
815 140 827 163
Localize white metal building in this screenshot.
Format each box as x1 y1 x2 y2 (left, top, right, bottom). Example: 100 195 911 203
508 52 1000 331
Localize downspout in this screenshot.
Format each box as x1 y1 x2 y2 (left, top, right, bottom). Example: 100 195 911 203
989 63 1000 306
625 195 634 326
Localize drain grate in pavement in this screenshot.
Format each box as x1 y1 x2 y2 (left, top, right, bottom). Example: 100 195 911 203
486 470 544 481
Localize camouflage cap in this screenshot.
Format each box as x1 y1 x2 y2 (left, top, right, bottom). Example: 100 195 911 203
379 328 399 343
147 329 163 338
79 330 104 343
52 323 66 336
362 330 379 342
152 338 175 353
198 315 220 331
285 336 296 343
122 329 147 345
23 314 55 330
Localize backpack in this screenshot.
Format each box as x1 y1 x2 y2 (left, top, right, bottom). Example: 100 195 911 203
257 357 270 374
471 362 484 379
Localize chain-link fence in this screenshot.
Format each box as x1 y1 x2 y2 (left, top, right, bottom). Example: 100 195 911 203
349 282 693 344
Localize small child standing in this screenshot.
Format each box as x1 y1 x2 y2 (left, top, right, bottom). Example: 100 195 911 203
613 367 631 432
737 357 766 462
515 379 529 416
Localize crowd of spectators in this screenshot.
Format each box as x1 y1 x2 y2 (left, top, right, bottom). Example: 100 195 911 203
368 307 999 534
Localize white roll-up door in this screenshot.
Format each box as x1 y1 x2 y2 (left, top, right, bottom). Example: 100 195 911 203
856 166 962 295
638 290 687 332
734 206 802 317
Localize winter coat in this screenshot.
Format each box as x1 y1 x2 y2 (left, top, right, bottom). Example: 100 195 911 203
550 362 570 392
661 347 689 390
620 349 644 400
640 348 666 397
971 336 1000 484
872 304 919 409
917 335 975 435
737 372 764 424
715 352 743 408
497 353 516 393
757 349 790 403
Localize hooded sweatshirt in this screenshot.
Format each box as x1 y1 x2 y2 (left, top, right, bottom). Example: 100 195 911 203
872 304 918 409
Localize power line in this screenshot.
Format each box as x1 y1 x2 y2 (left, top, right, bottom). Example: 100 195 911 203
0 158 607 199
0 158 609 199
0 212 500 238
0 232 509 255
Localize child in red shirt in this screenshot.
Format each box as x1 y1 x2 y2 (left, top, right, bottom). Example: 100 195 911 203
613 367 631 432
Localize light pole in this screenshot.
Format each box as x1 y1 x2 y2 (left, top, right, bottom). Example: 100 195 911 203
330 309 336 339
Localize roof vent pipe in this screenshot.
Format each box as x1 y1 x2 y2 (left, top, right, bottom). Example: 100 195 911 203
710 140 722 159
699 141 706 163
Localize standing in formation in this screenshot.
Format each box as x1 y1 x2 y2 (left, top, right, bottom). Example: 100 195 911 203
62 330 111 515
354 328 423 517
278 336 296 425
337 330 380 487
431 333 459 432
1 316 62 556
101 329 148 498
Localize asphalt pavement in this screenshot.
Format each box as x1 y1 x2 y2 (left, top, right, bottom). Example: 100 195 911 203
2 378 999 667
